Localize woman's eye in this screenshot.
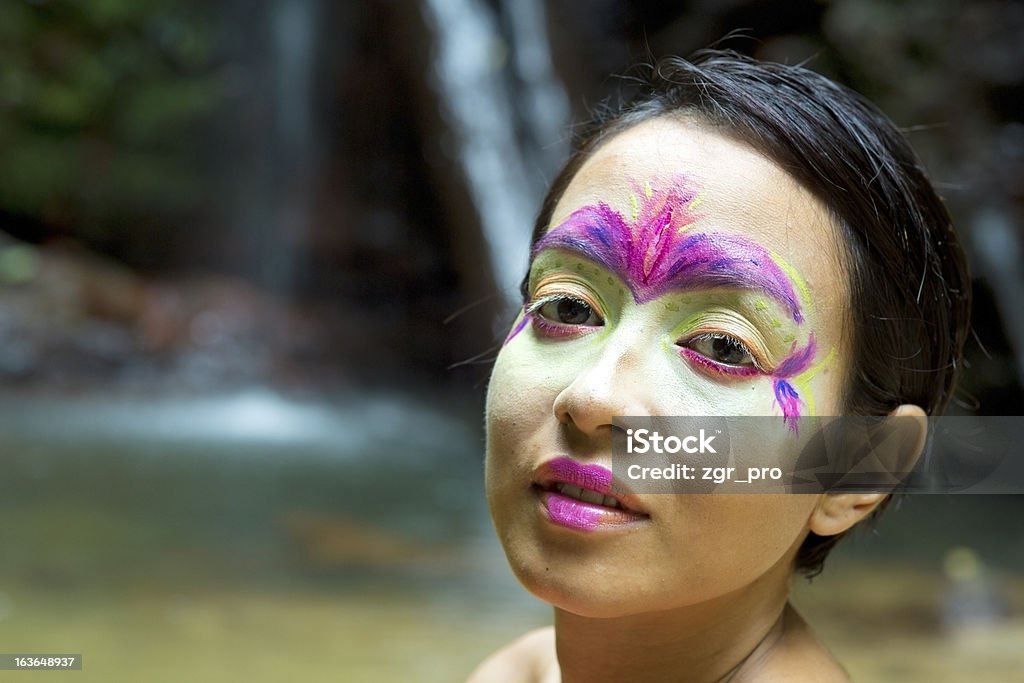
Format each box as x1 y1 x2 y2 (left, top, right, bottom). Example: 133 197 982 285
537 297 602 326
684 334 756 368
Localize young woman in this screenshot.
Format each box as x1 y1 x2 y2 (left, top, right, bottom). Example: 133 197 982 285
470 50 972 682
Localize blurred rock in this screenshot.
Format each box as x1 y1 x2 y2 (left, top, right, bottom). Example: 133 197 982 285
0 232 338 390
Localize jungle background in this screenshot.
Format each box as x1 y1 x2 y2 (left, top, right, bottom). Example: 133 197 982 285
1 0 1022 680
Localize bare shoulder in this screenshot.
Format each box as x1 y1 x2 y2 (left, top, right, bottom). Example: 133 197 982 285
739 605 851 683
466 626 556 683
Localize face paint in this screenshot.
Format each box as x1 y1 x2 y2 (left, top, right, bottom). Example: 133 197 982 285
770 335 817 430
516 176 840 429
533 180 804 323
504 311 529 344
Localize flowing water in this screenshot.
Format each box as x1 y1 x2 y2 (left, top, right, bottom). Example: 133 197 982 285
0 387 1022 681
420 0 568 312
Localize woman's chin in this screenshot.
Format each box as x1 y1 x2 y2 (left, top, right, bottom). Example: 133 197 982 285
507 556 677 619
523 579 640 618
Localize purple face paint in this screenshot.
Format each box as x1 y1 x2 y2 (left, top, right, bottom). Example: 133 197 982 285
504 311 529 344
774 381 802 431
534 183 804 323
774 336 817 378
770 335 817 430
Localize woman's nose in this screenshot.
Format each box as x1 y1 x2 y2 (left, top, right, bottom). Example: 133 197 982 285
552 341 652 435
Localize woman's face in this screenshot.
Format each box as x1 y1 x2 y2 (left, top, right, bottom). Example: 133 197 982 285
485 117 851 617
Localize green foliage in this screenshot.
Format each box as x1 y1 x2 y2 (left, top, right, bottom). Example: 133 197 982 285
0 0 220 233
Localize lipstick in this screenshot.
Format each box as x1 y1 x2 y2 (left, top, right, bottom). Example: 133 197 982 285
534 457 648 531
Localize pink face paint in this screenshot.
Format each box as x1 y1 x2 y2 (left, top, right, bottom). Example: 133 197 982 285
678 346 763 377
770 335 817 430
534 181 804 322
774 381 802 431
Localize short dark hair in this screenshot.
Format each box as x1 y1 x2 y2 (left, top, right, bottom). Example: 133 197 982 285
521 49 972 576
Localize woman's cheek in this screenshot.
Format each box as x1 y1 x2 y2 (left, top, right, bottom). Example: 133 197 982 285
485 343 553 469
484 356 518 459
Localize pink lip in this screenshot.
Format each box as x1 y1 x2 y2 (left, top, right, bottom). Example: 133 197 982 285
544 456 614 494
533 457 649 531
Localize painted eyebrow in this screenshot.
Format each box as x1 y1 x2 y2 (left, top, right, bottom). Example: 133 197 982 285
533 201 805 323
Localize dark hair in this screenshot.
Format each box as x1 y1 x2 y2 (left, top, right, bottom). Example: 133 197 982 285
521 49 972 576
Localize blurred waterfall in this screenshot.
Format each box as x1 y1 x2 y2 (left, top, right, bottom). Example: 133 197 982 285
220 0 320 297
503 0 571 190
269 0 319 293
421 0 569 310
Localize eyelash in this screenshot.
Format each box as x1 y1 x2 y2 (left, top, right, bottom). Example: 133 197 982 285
527 293 604 337
678 333 766 377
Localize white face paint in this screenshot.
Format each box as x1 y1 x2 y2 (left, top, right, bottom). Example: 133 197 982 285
485 117 852 617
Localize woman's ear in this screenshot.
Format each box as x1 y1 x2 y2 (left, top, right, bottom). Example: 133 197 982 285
888 403 929 470
809 404 928 537
809 491 888 536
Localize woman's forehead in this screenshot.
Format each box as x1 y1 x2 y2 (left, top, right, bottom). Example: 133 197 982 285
555 119 823 235
546 117 849 320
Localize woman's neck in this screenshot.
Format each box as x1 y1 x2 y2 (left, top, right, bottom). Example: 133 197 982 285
551 561 793 683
